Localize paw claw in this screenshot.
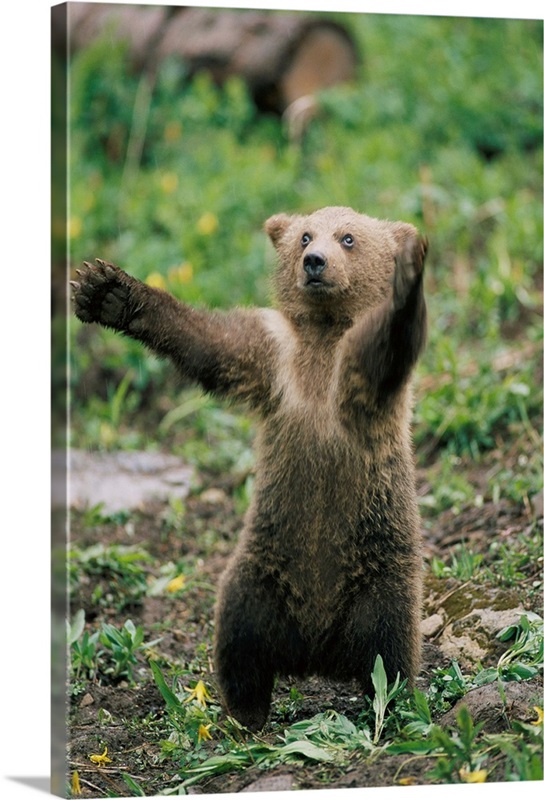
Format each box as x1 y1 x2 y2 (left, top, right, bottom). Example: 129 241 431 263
70 257 133 329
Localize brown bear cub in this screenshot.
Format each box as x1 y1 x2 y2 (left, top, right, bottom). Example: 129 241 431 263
72 206 428 731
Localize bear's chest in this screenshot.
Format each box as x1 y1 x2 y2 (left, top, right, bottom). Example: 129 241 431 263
259 307 345 419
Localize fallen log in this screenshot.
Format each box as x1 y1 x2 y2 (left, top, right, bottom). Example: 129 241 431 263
157 7 359 113
53 4 359 114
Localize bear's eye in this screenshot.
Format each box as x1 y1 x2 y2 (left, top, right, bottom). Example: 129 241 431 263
301 233 312 247
342 234 355 248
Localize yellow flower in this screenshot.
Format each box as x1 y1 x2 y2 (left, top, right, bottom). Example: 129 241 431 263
99 421 116 448
184 679 213 707
145 272 167 290
260 144 276 161
166 574 185 593
71 770 82 795
89 746 112 767
316 153 335 173
168 262 193 284
197 723 213 743
68 216 82 239
459 768 487 783
82 192 96 212
164 121 183 142
531 706 544 725
160 172 178 194
197 212 218 236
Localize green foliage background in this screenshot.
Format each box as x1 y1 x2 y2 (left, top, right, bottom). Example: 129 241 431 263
67 10 543 509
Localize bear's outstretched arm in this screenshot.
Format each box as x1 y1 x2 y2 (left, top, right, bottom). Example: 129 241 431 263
71 259 272 405
342 236 428 404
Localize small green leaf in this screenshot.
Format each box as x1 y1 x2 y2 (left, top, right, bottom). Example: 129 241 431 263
371 654 388 700
506 663 537 680
498 623 519 642
185 751 251 775
473 667 498 686
387 740 434 755
413 687 432 723
121 773 146 796
278 740 335 762
149 661 185 714
68 609 86 645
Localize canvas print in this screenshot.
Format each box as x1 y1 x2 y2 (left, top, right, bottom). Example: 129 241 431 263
52 2 543 796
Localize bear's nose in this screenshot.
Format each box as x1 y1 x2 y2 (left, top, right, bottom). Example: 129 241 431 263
303 251 327 279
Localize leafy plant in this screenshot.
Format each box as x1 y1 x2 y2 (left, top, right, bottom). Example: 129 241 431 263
431 542 484 581
485 527 543 589
415 339 542 459
68 609 100 682
70 542 152 611
390 697 544 784
473 613 544 686
429 705 487 783
151 655 410 791
121 773 147 797
159 496 187 537
486 723 544 781
274 685 305 722
163 710 363 793
69 613 160 685
283 711 374 754
150 662 222 753
99 619 160 683
426 661 469 715
369 655 405 743
390 704 489 783
78 502 131 528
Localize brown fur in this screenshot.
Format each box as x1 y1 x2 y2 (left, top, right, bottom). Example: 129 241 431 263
72 206 428 731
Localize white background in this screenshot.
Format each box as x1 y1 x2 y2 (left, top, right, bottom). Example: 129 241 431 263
0 0 541 798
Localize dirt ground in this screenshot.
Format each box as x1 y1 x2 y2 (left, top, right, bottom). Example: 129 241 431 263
67 452 542 797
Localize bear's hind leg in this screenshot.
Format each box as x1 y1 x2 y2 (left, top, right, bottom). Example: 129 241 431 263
214 570 300 731
341 593 421 694
213 615 275 732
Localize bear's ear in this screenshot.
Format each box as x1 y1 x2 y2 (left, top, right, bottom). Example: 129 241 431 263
265 213 293 247
390 221 419 250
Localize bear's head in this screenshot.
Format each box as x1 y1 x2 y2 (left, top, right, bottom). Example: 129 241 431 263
265 206 417 324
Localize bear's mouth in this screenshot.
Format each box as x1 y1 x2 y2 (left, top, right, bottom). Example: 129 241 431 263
305 277 331 289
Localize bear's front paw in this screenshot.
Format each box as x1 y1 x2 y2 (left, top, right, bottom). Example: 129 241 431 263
392 235 428 310
71 259 134 330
